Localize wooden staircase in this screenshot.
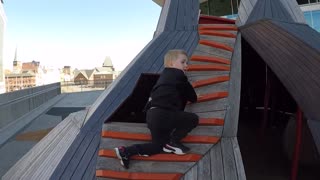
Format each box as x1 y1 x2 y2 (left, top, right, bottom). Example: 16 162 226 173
96 15 240 180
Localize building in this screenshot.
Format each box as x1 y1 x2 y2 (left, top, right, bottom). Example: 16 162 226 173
0 1 6 93
5 71 36 92
5 58 45 92
73 56 119 87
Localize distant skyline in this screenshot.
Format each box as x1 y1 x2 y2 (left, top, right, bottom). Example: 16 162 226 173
3 0 161 71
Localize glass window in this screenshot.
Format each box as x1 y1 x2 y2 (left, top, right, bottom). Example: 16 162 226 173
304 11 313 27
297 0 310 5
312 10 320 32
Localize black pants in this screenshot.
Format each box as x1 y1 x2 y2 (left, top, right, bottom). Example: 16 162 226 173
126 108 198 156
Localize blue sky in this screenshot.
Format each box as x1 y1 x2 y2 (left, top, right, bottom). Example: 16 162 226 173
3 0 161 70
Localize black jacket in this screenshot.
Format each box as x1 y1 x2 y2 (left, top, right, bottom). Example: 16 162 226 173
149 68 197 111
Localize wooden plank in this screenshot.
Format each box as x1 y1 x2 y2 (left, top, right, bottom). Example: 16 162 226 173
154 0 171 37
103 122 223 137
223 33 241 137
271 21 320 51
96 157 195 174
81 147 99 180
98 149 201 162
280 0 306 23
210 142 224 180
265 0 272 19
99 138 214 155
164 0 178 31
199 40 234 52
232 138 246 180
236 0 255 26
197 152 211 180
194 82 229 98
70 134 100 180
200 35 236 47
221 138 238 180
182 163 197 180
194 110 226 120
102 131 220 144
307 119 320 154
192 76 230 88
189 74 230 85
96 170 182 180
190 55 231 65
187 69 230 78
2 111 85 180
195 44 232 60
185 98 227 113
176 0 185 30
60 130 96 179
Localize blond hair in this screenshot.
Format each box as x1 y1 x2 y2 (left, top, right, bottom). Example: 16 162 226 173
164 49 188 67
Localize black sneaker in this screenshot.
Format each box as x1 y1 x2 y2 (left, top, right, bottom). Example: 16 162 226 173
163 141 190 155
114 146 130 169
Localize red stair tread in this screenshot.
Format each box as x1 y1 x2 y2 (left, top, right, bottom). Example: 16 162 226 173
99 149 202 162
96 170 182 180
186 64 230 71
199 15 236 24
101 131 220 144
197 92 229 103
199 39 234 52
192 76 230 88
198 25 238 31
199 118 224 126
199 30 236 38
190 55 231 65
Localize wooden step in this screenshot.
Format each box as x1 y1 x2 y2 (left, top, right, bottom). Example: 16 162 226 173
199 39 234 52
190 55 230 65
199 30 236 38
192 76 230 88
192 49 232 61
98 149 202 162
199 15 236 24
186 64 230 71
199 118 224 126
101 131 220 144
198 25 238 31
197 92 228 103
96 170 182 180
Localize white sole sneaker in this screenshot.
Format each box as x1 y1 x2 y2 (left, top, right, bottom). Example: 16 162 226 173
163 144 186 155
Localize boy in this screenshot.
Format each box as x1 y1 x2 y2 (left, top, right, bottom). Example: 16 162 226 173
114 49 198 169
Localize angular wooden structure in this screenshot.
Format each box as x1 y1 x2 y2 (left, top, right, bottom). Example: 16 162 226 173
4 0 320 179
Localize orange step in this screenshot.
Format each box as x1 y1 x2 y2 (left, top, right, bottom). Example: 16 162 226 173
96 170 182 180
186 64 230 71
199 30 236 38
190 55 231 65
199 118 224 126
199 15 236 24
197 92 228 103
192 76 230 88
101 131 220 144
199 39 234 52
98 149 202 162
199 25 238 31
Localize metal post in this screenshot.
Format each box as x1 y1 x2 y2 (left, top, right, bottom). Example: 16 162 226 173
291 108 303 180
260 66 271 137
